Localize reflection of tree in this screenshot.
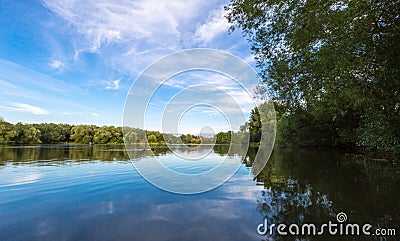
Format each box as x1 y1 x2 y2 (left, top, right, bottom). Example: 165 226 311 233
213 144 252 161
0 144 255 166
256 180 335 240
0 145 219 165
213 145 230 155
254 149 334 240
0 145 134 165
251 148 400 240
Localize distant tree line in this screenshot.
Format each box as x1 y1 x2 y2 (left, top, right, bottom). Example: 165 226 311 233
0 121 216 145
178 134 201 144
215 131 232 144
0 121 124 144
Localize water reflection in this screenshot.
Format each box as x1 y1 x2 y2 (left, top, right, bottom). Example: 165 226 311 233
0 145 167 166
248 148 400 240
0 145 398 241
0 144 238 166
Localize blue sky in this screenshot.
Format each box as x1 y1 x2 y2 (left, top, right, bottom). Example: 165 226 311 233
0 0 256 134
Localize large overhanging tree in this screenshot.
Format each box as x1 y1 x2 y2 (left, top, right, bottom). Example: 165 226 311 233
225 0 399 150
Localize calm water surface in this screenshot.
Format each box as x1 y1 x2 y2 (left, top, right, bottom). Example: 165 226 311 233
0 145 399 241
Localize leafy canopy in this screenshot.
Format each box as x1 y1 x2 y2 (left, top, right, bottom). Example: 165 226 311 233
226 0 400 149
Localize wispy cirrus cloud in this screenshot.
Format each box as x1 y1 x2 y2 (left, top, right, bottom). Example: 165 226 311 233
42 0 213 55
0 79 17 89
89 79 121 90
0 103 49 115
48 59 65 69
61 111 84 116
40 0 243 74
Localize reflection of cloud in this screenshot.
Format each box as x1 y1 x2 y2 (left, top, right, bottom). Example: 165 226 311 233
37 221 49 236
107 201 114 214
8 173 42 186
223 185 264 201
0 102 49 115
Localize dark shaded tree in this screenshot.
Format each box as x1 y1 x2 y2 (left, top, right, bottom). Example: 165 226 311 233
226 0 400 150
249 107 261 143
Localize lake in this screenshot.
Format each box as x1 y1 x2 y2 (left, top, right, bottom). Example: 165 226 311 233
0 145 399 240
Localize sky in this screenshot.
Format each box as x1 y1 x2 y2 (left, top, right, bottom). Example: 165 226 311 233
0 0 257 134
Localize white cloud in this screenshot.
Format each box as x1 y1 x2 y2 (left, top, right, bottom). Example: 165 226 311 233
40 0 247 75
194 7 230 43
0 79 17 89
163 71 240 90
102 79 120 90
243 54 255 64
61 111 84 115
42 0 209 55
49 59 65 69
0 58 79 94
0 102 49 115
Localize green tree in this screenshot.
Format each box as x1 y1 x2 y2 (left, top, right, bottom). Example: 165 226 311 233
147 134 157 143
58 124 73 143
249 107 261 143
0 120 16 144
0 121 7 144
71 125 96 144
226 0 400 150
11 123 41 144
93 126 121 144
37 123 64 143
216 131 232 144
93 127 112 144
180 134 194 144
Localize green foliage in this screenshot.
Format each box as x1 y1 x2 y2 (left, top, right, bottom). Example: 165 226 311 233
93 126 122 144
249 108 261 143
124 128 146 144
180 134 191 144
36 123 70 144
216 131 232 144
147 134 157 143
226 0 400 150
179 133 201 144
11 123 42 144
0 121 204 146
146 130 166 143
0 120 17 144
71 125 96 144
